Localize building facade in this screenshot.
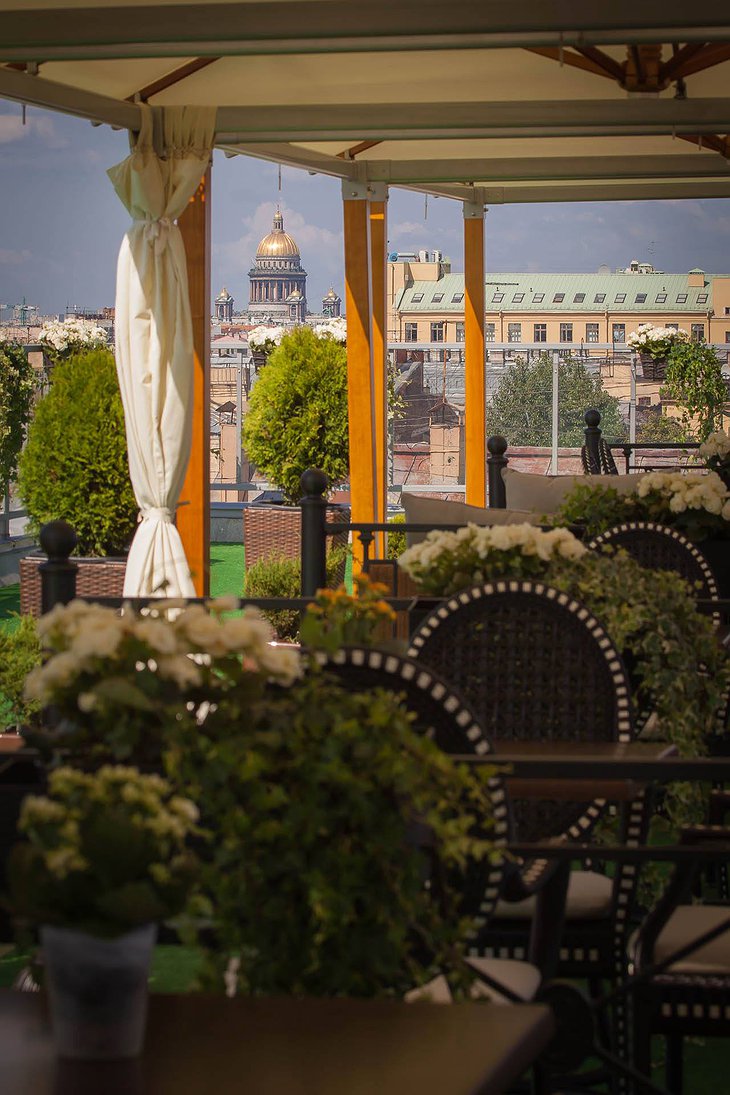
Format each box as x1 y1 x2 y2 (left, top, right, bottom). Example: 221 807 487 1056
248 209 307 323
387 253 730 355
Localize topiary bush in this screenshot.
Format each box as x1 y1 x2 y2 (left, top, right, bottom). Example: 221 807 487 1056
243 327 349 503
18 349 137 556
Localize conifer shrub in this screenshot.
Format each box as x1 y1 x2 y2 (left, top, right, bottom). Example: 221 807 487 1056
243 327 349 503
18 349 137 556
244 548 347 640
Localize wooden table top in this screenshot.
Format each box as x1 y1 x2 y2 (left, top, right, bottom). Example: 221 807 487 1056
1 991 554 1095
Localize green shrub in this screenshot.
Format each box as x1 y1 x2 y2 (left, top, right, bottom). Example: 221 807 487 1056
0 342 36 499
18 349 137 556
244 549 347 641
386 513 406 560
243 327 349 503
664 341 728 440
0 615 41 730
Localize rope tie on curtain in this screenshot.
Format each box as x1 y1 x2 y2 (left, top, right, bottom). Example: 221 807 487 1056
134 216 173 255
140 506 175 523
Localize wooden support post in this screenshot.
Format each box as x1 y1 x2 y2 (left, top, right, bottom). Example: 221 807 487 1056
342 180 377 573
177 165 211 596
464 200 486 506
369 184 388 556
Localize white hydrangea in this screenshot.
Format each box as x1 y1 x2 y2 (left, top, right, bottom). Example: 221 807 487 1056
247 325 286 351
700 430 730 461
39 317 108 354
634 470 729 517
311 317 347 344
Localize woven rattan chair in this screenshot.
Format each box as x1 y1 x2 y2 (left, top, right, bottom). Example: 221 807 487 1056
406 580 645 1073
315 646 571 998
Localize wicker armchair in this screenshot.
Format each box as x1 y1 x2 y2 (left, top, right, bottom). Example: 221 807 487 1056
406 581 645 1072
316 646 572 995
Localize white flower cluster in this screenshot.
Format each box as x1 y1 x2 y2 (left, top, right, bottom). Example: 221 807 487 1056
700 430 730 462
24 598 301 708
247 325 287 351
310 317 347 344
399 522 586 592
627 323 689 355
39 317 108 354
635 470 730 518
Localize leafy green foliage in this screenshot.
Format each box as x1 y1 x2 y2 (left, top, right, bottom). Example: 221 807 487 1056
244 548 347 640
299 575 396 653
636 406 692 444
17 349 137 556
663 341 727 440
386 513 407 559
554 482 638 539
7 765 199 938
243 327 349 503
0 342 36 499
165 670 497 998
0 615 41 730
487 354 627 446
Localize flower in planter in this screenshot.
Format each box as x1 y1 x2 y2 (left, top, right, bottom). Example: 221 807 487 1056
8 764 199 937
398 523 587 596
700 429 730 486
23 597 301 762
247 324 287 354
38 317 108 365
300 574 396 652
627 323 689 359
310 317 347 344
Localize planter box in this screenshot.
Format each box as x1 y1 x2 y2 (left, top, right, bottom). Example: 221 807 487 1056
243 504 350 572
639 354 667 381
19 553 127 617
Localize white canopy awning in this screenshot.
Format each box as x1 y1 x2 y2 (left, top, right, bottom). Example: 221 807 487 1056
1 2 730 205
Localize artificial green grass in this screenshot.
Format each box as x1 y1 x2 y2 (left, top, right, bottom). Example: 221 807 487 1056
0 583 20 634
210 543 245 598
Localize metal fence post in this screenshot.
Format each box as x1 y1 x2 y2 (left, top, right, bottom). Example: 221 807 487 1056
487 435 508 508
583 409 602 474
39 520 78 613
300 468 329 596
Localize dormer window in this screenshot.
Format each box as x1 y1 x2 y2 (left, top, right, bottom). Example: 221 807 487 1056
594 294 606 303
635 294 647 304
492 293 504 303
432 293 444 303
412 293 424 303
697 293 709 304
574 293 585 303
553 293 565 303
677 294 688 303
513 293 525 303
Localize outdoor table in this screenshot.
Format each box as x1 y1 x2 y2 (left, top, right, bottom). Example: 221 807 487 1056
0 990 554 1095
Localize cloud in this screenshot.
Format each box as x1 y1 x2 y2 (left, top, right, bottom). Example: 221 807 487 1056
0 248 32 265
0 109 68 149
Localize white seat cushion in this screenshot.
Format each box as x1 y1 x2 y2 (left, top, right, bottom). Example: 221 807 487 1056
405 958 541 1006
652 905 730 974
494 870 613 922
502 468 639 514
400 493 542 546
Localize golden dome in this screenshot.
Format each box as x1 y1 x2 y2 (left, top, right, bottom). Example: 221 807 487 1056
256 210 300 259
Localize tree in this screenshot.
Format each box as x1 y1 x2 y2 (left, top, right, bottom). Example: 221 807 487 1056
636 405 691 444
0 341 36 500
487 354 626 446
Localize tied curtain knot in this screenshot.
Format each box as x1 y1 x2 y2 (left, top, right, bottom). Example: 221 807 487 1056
140 506 174 524
134 215 173 255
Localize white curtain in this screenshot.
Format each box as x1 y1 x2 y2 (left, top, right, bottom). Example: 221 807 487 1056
108 104 216 597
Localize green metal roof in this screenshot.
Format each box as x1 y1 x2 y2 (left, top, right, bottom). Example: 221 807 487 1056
397 271 714 313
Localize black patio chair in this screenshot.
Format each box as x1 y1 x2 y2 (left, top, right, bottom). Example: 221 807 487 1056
582 437 620 475
406 580 645 1077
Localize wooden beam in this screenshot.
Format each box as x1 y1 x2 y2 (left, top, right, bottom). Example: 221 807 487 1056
661 42 708 82
338 140 382 160
679 132 730 157
464 202 486 507
177 166 211 596
524 46 616 81
369 189 388 551
574 45 625 81
128 57 220 102
672 42 730 76
342 183 377 572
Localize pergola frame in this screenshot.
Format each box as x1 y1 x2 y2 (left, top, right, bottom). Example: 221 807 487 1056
3 3 730 588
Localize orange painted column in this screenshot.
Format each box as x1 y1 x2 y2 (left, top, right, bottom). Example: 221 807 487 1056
177 165 211 595
464 200 486 506
342 181 377 572
369 184 388 555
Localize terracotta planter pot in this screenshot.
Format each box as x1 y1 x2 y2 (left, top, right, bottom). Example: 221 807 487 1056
19 554 127 617
243 503 350 573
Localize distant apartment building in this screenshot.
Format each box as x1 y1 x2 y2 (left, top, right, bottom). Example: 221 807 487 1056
388 252 730 354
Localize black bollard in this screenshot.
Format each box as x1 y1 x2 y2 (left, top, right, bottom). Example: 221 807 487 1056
487 435 508 509
583 409 602 474
300 468 329 596
39 520 78 614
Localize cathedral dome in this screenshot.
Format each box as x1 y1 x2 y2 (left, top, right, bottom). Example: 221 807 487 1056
256 210 300 259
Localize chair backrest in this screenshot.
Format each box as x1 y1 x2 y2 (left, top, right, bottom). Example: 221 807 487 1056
581 438 619 476
407 581 635 843
588 522 719 604
314 646 509 943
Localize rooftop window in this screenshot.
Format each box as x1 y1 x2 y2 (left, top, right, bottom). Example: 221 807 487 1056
533 293 545 303
553 293 565 303
574 293 585 303
635 294 647 304
492 293 504 303
432 293 444 303
655 294 667 303
697 293 709 304
594 294 606 303
412 293 424 303
513 293 525 303
615 294 626 303
451 293 464 303
677 294 688 303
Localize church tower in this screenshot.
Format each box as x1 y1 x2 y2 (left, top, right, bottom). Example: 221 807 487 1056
248 209 307 322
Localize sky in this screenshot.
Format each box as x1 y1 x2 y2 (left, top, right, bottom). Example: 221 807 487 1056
2 102 730 318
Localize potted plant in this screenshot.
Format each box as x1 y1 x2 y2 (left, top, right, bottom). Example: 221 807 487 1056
38 316 108 371
242 325 350 569
662 340 728 440
6 765 199 1059
16 348 138 615
246 323 286 370
627 323 689 380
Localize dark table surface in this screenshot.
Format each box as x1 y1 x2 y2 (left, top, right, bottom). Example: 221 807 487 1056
1 990 555 1095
